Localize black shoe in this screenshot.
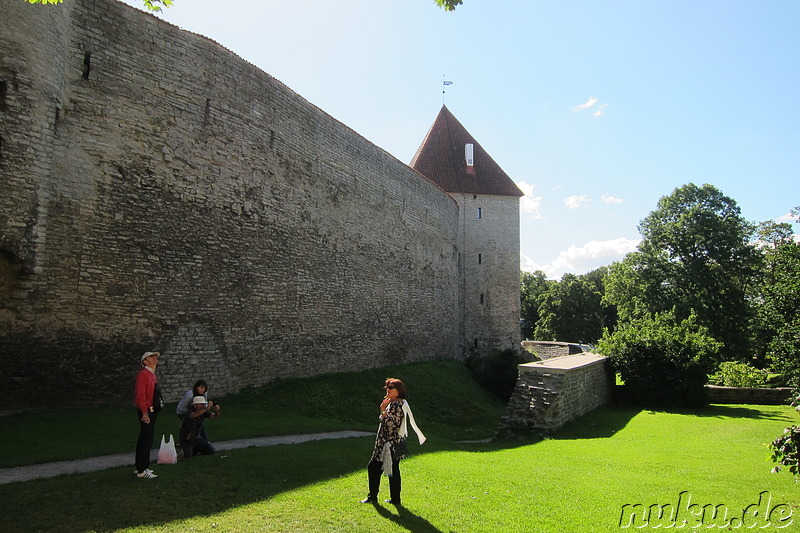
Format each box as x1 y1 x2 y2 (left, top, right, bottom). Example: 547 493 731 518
359 496 377 504
384 499 401 505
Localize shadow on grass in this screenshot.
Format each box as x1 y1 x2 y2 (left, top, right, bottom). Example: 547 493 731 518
683 404 794 420
0 436 472 533
0 437 373 532
549 405 641 440
373 503 443 533
641 404 795 422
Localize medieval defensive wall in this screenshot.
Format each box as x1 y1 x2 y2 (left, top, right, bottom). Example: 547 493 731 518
0 0 521 407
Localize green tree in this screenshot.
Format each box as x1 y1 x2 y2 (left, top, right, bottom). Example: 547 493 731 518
762 241 800 390
581 266 618 336
597 311 723 407
749 218 795 362
756 220 795 249
534 274 604 344
434 0 463 11
605 183 762 360
25 0 174 10
520 270 553 340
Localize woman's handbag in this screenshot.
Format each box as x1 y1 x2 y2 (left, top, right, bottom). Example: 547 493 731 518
392 438 408 461
157 434 178 464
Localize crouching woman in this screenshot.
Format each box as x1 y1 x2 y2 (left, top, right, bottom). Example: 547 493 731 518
180 396 221 458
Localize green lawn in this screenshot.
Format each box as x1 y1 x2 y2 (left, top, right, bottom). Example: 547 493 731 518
3 361 798 532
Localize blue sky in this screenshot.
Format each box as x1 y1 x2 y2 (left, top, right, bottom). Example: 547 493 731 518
120 0 799 279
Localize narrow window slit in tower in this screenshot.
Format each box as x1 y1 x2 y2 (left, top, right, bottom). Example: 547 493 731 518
82 52 91 80
0 81 7 111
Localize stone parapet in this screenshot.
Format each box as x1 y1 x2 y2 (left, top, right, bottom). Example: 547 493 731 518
521 341 588 360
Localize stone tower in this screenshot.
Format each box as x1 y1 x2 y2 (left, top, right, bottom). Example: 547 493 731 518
411 106 523 355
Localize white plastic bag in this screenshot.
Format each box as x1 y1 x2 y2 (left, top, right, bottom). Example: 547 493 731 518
157 434 178 464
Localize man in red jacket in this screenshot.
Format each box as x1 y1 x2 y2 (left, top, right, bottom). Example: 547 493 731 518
134 351 161 479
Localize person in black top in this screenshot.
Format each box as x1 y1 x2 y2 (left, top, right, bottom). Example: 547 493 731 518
180 396 221 458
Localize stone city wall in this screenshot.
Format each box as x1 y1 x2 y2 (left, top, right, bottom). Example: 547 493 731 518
0 0 460 407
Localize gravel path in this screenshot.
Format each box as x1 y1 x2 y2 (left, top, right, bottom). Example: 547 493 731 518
0 430 373 484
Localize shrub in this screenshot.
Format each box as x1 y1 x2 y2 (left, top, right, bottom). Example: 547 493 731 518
709 361 770 388
465 348 527 402
597 311 723 408
769 392 800 477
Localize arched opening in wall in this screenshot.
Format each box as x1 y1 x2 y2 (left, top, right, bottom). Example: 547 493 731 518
158 322 232 403
0 249 24 302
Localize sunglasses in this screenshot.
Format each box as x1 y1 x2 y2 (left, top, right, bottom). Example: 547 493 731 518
385 385 396 390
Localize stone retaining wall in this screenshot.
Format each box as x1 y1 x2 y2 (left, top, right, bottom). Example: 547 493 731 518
499 353 611 436
705 385 795 405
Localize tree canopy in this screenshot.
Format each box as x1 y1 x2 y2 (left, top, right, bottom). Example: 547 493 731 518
434 0 463 11
519 270 553 340
604 183 761 360
534 274 604 344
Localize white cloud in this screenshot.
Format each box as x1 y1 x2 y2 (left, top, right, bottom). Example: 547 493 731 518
777 212 798 223
521 237 641 279
572 96 598 111
592 104 609 117
516 181 544 219
601 194 624 204
564 195 591 209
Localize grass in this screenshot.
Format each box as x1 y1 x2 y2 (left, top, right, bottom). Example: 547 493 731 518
2 360 502 468
3 360 799 532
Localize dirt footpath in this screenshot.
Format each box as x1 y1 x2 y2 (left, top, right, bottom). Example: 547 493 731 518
0 430 373 484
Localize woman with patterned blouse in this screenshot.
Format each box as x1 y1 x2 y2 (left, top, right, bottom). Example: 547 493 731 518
359 377 426 506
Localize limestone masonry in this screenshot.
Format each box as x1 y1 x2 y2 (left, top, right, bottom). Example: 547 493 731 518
0 0 522 407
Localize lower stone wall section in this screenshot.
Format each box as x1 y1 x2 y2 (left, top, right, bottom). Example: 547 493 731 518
499 353 611 436
521 341 587 360
705 385 795 405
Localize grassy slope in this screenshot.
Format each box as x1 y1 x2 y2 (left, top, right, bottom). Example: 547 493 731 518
2 360 798 532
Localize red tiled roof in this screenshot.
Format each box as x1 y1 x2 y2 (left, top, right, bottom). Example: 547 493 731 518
410 106 524 197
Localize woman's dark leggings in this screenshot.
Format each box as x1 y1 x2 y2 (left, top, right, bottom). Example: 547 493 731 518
367 458 401 502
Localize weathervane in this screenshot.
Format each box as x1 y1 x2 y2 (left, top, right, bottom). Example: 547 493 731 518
442 75 453 104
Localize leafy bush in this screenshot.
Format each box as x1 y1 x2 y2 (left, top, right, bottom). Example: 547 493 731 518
597 311 723 408
769 392 800 477
465 348 528 402
708 361 770 388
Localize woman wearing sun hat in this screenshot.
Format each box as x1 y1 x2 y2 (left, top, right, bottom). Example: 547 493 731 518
134 351 161 479
180 395 221 458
